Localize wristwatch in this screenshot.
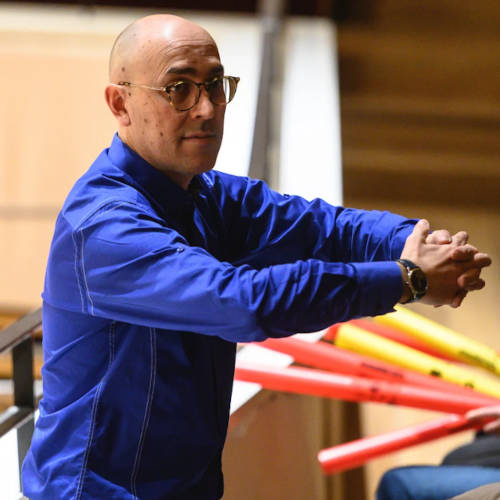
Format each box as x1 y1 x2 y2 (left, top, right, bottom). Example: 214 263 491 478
397 259 428 303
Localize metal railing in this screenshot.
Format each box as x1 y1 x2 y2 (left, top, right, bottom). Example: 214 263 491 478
248 0 285 186
0 308 41 490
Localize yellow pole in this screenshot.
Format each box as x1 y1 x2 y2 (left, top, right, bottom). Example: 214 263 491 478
374 306 500 375
335 323 500 399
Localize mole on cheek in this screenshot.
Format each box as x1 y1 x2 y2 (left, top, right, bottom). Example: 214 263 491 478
144 118 149 123
121 66 125 72
128 92 131 96
160 132 164 137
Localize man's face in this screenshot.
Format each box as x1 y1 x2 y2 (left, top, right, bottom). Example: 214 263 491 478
122 33 226 187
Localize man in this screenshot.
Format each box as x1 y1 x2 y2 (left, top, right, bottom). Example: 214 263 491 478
22 14 491 499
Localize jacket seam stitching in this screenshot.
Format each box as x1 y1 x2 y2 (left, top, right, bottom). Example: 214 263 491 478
76 200 152 317
83 201 127 226
75 196 119 228
79 229 95 316
130 327 157 498
74 321 115 499
74 198 156 231
71 230 86 312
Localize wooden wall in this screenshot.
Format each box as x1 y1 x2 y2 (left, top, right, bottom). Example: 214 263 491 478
337 1 500 498
339 0 500 208
0 5 119 310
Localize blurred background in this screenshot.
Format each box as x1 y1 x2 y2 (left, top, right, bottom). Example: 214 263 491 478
0 1 499 499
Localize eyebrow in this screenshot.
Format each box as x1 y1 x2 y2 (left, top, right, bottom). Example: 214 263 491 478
165 64 225 77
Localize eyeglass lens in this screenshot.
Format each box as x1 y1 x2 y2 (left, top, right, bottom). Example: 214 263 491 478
168 77 237 111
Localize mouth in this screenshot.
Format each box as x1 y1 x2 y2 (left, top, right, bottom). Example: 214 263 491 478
183 133 217 141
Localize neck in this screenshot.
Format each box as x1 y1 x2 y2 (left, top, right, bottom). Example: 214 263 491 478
118 132 193 190
162 170 193 191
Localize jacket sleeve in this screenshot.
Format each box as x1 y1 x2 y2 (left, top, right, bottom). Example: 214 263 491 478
212 173 416 267
56 199 405 343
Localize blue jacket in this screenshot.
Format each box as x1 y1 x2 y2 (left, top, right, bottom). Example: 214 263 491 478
22 134 415 499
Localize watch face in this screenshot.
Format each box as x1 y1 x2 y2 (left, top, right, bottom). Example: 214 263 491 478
409 269 428 296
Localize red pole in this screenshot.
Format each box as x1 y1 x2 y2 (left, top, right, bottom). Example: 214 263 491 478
318 414 491 474
234 362 496 414
259 337 498 406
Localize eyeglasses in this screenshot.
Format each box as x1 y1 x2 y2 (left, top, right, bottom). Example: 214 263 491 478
114 75 240 112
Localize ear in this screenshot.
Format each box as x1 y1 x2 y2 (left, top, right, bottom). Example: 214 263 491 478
105 85 131 127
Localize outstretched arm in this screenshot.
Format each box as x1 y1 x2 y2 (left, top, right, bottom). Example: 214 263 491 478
49 200 408 343
214 173 417 266
214 174 490 309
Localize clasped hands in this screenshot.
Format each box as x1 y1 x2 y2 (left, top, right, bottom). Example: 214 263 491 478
400 219 492 308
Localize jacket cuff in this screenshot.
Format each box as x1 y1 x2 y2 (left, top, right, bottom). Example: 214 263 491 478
351 261 403 317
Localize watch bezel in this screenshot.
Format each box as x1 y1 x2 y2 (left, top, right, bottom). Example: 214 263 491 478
408 267 428 300
397 259 428 303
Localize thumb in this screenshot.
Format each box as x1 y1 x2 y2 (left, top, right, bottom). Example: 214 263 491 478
412 219 430 243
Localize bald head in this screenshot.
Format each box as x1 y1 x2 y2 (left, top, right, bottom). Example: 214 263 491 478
109 14 218 83
104 13 227 189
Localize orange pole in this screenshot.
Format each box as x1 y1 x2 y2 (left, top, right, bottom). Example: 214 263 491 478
259 337 498 406
318 414 492 474
234 362 495 414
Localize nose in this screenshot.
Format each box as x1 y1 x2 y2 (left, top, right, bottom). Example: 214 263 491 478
190 87 215 120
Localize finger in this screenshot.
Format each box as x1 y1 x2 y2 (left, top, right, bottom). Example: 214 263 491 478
451 245 478 262
451 289 467 308
451 231 469 246
451 294 463 309
412 219 430 243
473 253 492 268
457 268 480 288
464 279 485 291
426 229 451 245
